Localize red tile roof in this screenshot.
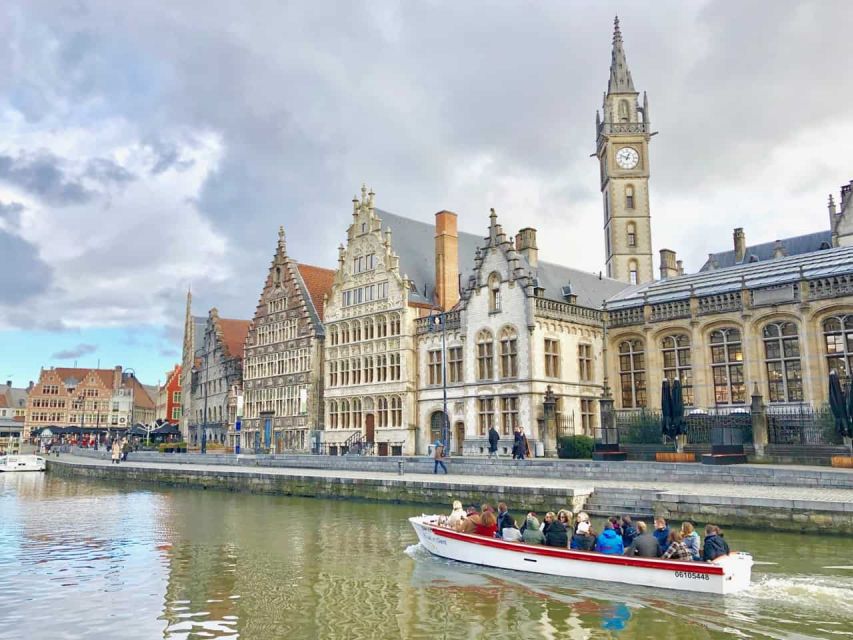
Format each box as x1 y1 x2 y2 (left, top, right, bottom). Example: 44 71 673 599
53 368 116 391
0 394 7 408
126 376 156 409
218 318 251 360
297 263 336 321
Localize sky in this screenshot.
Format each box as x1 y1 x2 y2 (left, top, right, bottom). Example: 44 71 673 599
1 0 852 387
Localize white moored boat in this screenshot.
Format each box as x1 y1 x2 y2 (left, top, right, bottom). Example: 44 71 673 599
0 454 47 472
410 515 752 595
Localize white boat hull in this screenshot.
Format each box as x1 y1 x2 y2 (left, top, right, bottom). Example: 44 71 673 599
0 455 46 472
410 516 752 595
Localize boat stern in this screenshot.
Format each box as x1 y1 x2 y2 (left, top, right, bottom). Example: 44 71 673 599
717 553 753 594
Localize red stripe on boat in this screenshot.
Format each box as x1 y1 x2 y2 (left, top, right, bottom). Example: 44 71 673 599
428 525 724 575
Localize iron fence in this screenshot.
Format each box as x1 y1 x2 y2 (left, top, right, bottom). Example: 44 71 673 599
613 408 753 444
767 404 842 445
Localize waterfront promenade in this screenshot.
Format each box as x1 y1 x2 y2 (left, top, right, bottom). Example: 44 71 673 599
47 452 853 534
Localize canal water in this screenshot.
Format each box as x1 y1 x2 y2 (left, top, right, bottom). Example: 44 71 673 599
2 473 852 639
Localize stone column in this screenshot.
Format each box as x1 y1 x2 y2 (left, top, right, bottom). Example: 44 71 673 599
542 385 557 458
599 390 616 445
751 383 768 459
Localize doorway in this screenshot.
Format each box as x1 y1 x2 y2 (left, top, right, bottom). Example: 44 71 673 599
455 422 465 455
365 413 375 444
430 411 446 445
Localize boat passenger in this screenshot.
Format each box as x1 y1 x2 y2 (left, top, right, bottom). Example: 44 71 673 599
653 517 671 554
541 512 557 535
570 521 595 551
574 512 590 534
557 510 573 534
595 522 625 555
624 521 661 558
475 508 499 537
608 516 623 538
459 506 480 533
502 519 522 542
522 514 545 545
544 514 568 548
447 500 466 529
680 522 701 561
702 524 731 562
662 531 693 561
497 502 514 535
621 515 638 547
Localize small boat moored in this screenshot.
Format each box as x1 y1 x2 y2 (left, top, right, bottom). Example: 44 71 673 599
410 515 752 595
0 454 47 472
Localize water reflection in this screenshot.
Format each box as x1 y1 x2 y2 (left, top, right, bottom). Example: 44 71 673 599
2 473 853 640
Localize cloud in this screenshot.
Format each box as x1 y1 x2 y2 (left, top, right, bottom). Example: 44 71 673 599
50 343 98 359
0 229 52 304
85 157 136 185
0 150 95 206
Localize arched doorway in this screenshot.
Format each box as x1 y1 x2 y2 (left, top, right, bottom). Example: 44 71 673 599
430 411 446 445
454 422 465 455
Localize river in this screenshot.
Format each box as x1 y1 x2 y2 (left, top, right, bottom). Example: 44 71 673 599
1 472 852 639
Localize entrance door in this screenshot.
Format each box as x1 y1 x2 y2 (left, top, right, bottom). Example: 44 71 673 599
365 414 375 444
263 417 272 449
455 422 465 455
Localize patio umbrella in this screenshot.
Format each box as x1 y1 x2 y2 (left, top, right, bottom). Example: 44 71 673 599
829 371 848 438
671 379 685 437
661 379 673 440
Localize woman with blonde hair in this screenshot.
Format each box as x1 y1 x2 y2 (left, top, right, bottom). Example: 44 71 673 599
681 522 701 560
447 500 466 529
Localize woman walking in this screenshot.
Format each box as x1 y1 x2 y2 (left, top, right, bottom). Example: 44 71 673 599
111 439 121 465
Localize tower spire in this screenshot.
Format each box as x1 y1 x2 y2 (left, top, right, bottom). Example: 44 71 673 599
608 15 635 94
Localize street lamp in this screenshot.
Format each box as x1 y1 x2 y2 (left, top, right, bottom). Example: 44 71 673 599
193 347 209 455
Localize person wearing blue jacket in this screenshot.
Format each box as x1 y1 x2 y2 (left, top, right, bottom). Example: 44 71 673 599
595 522 625 555
653 517 671 554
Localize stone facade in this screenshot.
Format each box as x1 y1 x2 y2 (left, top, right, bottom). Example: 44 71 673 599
241 227 334 453
179 289 206 441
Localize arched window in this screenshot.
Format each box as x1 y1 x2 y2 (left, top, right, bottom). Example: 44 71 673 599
618 99 630 122
477 329 494 380
391 396 403 427
328 361 338 387
351 357 361 384
363 317 374 341
377 397 389 428
625 185 635 209
363 356 374 383
275 266 282 287
340 359 349 386
375 354 387 382
389 313 401 336
340 399 350 429
352 398 362 431
352 319 361 343
627 222 636 247
499 326 518 378
710 328 745 405
488 272 502 313
389 353 401 380
618 339 646 408
764 321 802 403
340 321 350 344
628 260 639 285
661 335 693 406
823 315 853 382
329 326 338 346
329 400 338 429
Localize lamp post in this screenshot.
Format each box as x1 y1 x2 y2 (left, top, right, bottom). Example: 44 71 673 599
193 347 209 455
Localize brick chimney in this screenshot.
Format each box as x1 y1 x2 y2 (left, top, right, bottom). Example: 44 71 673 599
659 249 678 279
434 210 459 311
733 228 746 263
113 366 123 391
515 227 538 268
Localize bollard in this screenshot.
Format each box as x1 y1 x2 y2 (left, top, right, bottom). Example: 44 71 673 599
398 460 404 476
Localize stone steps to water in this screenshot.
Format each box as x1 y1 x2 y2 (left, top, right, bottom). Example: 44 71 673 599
583 488 658 519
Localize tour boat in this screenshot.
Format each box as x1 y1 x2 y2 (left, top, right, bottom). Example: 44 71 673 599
0 455 47 472
409 515 753 595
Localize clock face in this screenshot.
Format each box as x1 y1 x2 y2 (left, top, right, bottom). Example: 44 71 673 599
615 147 639 170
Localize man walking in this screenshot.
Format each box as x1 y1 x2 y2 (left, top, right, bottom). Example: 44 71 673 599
433 441 448 474
488 425 500 459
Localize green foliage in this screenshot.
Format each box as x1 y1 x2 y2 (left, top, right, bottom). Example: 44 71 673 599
159 441 188 453
618 411 662 444
557 435 594 459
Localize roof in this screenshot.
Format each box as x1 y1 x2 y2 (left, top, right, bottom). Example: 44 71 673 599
3 386 28 409
52 367 116 391
700 230 832 271
607 244 853 310
377 209 626 308
124 375 156 409
217 318 251 360
191 315 206 353
296 263 336 321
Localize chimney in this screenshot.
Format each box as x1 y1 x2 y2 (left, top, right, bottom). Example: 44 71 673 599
676 260 684 276
113 366 123 391
659 249 678 279
28 381 34 392
515 227 538 268
733 228 746 263
772 240 786 259
842 181 853 215
5 380 10 388
434 210 459 311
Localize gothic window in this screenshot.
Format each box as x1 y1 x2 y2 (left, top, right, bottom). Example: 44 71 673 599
363 356 374 383
390 396 403 427
340 360 349 386
351 357 361 385
626 185 635 209
448 346 463 383
499 326 518 378
710 328 745 405
340 399 350 429
627 222 636 247
764 321 802 403
341 322 350 344
544 338 561 378
329 361 338 387
581 398 596 436
363 317 374 341
500 396 519 435
628 260 639 285
661 335 693 406
578 343 593 382
376 354 387 382
477 330 494 380
428 349 442 386
389 313 401 336
377 397 389 428
618 339 646 408
477 397 495 436
488 272 502 313
352 398 362 431
823 315 853 382
376 314 387 338
275 266 282 287
352 319 361 343
389 353 401 380
619 99 630 122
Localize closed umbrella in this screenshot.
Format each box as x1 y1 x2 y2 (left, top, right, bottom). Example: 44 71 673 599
829 371 848 438
845 379 853 439
671 379 685 437
661 379 673 440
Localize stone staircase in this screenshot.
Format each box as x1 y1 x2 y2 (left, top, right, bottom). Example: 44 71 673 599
582 487 659 520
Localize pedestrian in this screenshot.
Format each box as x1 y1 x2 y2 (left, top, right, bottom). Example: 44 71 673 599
121 438 130 462
433 441 448 474
513 429 527 460
111 439 121 465
488 425 500 459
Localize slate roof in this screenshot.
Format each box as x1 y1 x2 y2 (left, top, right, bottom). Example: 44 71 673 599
607 244 853 310
700 230 832 271
377 209 626 308
191 315 207 354
296 263 336 322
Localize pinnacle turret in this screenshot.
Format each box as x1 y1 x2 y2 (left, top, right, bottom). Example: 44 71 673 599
608 16 635 94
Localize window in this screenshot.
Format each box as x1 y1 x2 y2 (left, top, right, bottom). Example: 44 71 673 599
764 321 802 403
352 320 361 343
628 260 638 285
823 315 853 382
661 335 693 406
627 222 636 247
448 346 463 383
389 353 401 380
329 326 338 346
619 99 629 122
378 397 388 428
352 398 361 430
341 322 350 344
340 360 349 386
478 397 495 436
626 185 635 209
364 356 374 383
390 396 402 427
477 330 494 380
329 400 338 429
500 396 519 435
710 328 745 405
328 361 338 387
581 398 596 436
172 391 181 403
340 400 350 428
376 314 387 338
544 338 561 378
376 354 387 382
428 350 443 386
488 272 501 313
389 313 401 336
363 318 374 341
618 339 646 408
578 343 593 382
351 358 361 385
499 326 518 378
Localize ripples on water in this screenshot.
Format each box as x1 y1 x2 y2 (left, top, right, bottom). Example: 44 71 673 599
1 473 852 639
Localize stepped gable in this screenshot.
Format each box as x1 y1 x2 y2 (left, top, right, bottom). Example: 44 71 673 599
296 263 335 321
54 367 116 390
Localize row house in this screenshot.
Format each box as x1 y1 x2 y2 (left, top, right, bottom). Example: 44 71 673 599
241 227 335 452
155 364 182 423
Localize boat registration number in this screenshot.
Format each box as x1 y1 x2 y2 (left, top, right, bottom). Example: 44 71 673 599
674 571 710 581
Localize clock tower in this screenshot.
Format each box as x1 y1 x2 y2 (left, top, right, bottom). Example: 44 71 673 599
596 17 654 285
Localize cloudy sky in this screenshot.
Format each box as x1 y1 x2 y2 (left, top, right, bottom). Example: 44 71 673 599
1 0 852 386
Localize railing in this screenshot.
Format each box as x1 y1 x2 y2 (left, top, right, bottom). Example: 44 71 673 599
598 121 648 136
614 407 753 444
608 306 644 328
649 300 691 322
767 404 842 445
697 292 742 316
414 310 462 335
534 298 603 324
555 414 575 439
808 275 853 301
